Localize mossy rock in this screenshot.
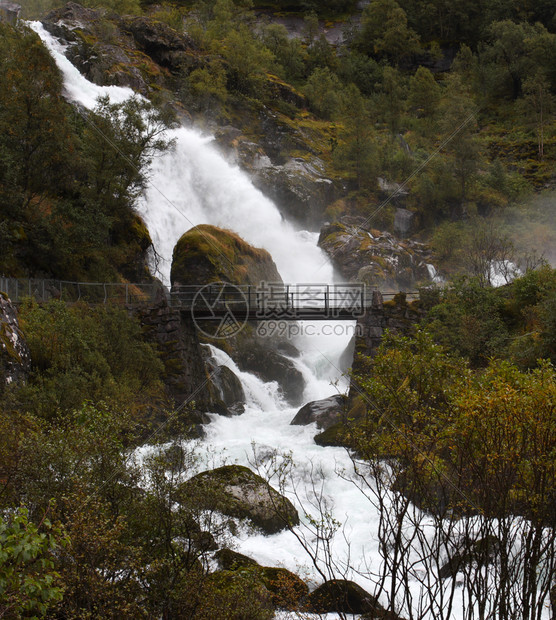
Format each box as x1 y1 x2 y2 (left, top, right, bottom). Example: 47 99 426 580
179 464 299 534
259 566 309 610
214 548 260 571
314 422 351 448
213 550 309 611
171 225 281 287
306 579 384 616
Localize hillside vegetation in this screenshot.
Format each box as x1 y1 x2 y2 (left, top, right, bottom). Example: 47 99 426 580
1 0 556 617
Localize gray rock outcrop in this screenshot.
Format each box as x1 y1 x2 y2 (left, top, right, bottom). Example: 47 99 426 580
181 464 299 535
290 394 347 430
235 342 305 406
318 219 435 291
306 579 388 616
202 345 246 416
0 294 30 389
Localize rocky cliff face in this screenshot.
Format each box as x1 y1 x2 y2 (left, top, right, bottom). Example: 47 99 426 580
41 2 199 96
0 294 30 389
41 4 340 226
214 117 338 226
318 218 436 291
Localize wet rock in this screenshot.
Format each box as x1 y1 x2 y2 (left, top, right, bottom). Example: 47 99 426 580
313 423 351 448
394 208 415 237
273 339 300 358
252 155 335 225
202 346 246 416
438 535 501 580
214 549 309 610
42 3 199 94
290 394 347 430
306 579 385 616
260 566 309 610
118 15 197 72
136 296 215 413
339 334 356 370
180 409 211 439
0 294 31 390
235 343 305 406
199 570 274 617
181 464 299 535
0 2 21 26
214 110 339 226
318 221 435 291
214 548 260 571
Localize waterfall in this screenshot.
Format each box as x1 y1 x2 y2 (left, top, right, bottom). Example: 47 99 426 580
32 22 545 620
31 16 367 593
30 22 330 286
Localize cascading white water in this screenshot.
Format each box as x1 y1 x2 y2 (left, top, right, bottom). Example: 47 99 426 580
32 22 549 619
31 16 370 596
30 22 331 286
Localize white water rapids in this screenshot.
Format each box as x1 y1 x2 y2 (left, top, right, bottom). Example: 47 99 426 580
31 22 551 619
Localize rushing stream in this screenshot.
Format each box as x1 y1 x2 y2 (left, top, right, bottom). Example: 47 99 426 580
31 22 552 619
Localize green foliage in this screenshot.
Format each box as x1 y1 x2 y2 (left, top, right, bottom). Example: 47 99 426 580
260 23 305 81
372 66 406 134
337 51 381 96
0 25 72 210
480 20 556 100
193 570 274 619
408 66 441 127
0 26 174 281
422 267 556 368
304 67 344 119
217 26 275 97
425 277 510 366
333 85 378 190
184 60 229 115
356 0 421 63
353 330 556 520
17 301 165 419
82 95 173 216
0 507 67 617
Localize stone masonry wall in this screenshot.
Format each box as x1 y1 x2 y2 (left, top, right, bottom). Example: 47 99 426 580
136 296 212 410
352 290 423 376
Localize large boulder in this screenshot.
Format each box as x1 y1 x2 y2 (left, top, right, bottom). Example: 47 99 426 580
195 569 274 619
180 465 299 535
306 579 386 616
118 15 197 72
171 225 282 288
214 549 309 610
235 342 304 406
290 394 347 430
252 156 336 226
438 535 501 580
318 220 436 291
214 548 259 571
0 294 31 390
